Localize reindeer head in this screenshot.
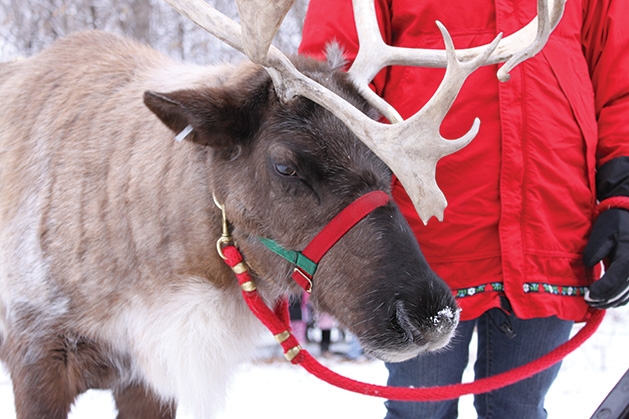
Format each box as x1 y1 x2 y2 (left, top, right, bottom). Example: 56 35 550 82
148 0 566 360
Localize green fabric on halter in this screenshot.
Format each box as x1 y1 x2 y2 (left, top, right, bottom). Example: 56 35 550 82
258 237 318 276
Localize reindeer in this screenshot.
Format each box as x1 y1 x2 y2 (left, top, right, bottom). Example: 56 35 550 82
0 0 565 417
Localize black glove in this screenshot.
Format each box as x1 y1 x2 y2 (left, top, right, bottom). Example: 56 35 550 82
583 156 629 309
583 208 629 308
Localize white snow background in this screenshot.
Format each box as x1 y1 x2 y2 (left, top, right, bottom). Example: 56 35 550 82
1 305 627 418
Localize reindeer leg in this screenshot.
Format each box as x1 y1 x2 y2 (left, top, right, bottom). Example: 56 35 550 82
113 383 176 419
2 327 120 419
9 360 75 419
4 335 82 418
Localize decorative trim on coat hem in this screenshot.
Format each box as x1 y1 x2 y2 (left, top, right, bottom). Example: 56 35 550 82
455 282 503 298
523 282 588 296
454 282 588 298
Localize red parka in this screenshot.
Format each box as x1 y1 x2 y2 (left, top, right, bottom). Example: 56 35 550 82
299 0 629 322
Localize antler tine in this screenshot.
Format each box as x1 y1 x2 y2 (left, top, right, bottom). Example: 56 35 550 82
348 0 388 87
408 22 502 157
496 0 565 81
164 0 295 65
347 0 404 124
235 0 295 64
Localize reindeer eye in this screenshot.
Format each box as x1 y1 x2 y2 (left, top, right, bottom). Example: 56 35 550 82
275 163 299 178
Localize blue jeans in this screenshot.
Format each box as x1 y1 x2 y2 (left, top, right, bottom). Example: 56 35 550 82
384 309 574 419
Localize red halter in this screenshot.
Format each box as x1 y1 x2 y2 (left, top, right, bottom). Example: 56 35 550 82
259 190 390 292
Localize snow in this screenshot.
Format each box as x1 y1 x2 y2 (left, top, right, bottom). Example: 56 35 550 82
1 305 628 419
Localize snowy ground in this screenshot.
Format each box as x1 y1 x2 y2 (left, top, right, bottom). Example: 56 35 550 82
1 305 628 418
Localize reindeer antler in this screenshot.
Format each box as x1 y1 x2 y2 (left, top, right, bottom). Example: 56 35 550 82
349 0 566 84
162 0 566 223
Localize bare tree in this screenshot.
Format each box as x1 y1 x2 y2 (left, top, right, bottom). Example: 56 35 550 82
0 0 309 63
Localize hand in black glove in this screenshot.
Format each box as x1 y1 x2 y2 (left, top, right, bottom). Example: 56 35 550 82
583 208 629 308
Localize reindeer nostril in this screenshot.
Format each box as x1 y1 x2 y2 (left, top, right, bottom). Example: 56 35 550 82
394 301 422 344
394 300 459 349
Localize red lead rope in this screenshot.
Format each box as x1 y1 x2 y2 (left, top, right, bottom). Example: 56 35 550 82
221 243 605 401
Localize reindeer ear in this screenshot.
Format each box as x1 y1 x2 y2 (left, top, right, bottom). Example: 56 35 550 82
143 74 273 149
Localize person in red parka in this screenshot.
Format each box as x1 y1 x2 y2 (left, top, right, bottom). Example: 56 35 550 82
299 0 629 417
